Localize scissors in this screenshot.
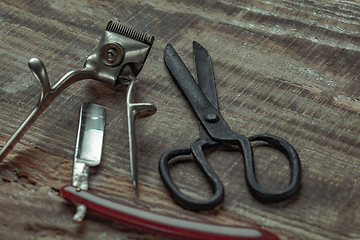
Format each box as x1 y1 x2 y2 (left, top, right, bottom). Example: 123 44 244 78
159 41 301 211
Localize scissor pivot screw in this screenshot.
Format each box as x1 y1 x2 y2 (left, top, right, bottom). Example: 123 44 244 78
100 43 124 66
205 113 219 123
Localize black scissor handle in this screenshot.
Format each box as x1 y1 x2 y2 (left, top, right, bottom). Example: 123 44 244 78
159 134 301 210
159 139 224 211
245 134 301 202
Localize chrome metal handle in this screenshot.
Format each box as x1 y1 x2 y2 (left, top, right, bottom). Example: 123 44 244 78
0 58 94 161
125 65 157 190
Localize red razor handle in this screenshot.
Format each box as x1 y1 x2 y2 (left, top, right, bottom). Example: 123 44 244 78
60 186 279 240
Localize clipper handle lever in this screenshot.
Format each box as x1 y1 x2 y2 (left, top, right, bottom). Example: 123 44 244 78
28 58 51 99
125 65 157 190
0 59 91 161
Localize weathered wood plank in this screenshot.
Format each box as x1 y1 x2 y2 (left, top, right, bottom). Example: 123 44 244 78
0 0 360 239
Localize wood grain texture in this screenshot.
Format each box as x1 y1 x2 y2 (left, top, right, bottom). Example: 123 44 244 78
0 0 359 239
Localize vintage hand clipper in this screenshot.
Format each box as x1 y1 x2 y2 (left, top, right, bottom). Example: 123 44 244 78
0 21 156 189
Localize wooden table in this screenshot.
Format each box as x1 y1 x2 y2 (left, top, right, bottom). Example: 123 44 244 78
0 0 359 239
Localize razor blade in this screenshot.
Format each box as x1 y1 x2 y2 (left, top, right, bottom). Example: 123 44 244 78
71 103 105 222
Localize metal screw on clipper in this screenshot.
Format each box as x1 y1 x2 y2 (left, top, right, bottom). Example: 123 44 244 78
0 21 157 190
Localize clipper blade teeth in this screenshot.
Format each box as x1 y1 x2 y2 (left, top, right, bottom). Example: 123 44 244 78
106 21 154 45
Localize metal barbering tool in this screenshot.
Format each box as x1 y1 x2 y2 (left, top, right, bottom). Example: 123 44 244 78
160 42 301 211
0 21 156 189
61 104 279 239
70 103 106 222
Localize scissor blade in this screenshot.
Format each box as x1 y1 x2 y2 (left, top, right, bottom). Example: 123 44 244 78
164 44 232 141
164 44 212 113
193 41 219 110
